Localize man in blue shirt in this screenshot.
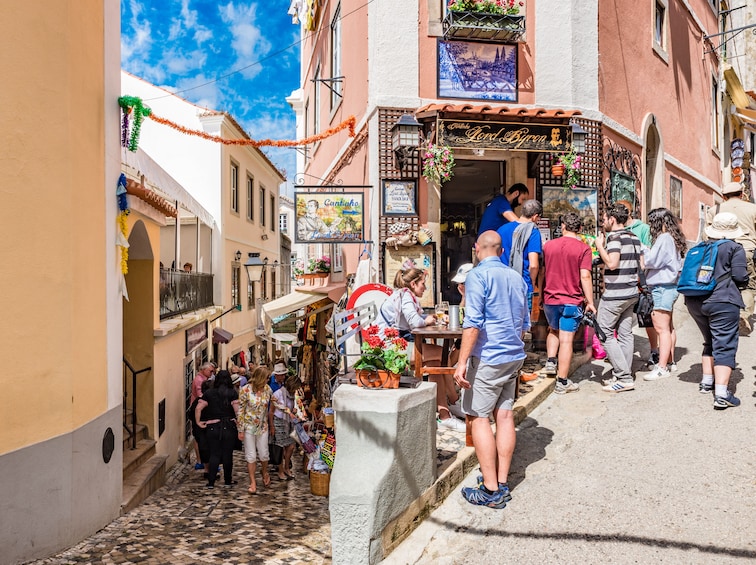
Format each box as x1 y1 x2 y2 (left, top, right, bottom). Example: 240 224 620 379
478 183 529 233
454 231 529 509
497 199 543 311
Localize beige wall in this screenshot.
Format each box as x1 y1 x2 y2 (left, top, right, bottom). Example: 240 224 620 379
0 2 122 561
0 0 116 452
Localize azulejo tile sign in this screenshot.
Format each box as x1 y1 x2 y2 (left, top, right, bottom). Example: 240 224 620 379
437 119 573 152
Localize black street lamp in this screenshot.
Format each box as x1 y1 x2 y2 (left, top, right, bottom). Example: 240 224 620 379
391 114 422 171
244 252 265 283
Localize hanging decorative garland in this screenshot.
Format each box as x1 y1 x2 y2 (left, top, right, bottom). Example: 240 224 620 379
118 95 356 152
116 174 130 275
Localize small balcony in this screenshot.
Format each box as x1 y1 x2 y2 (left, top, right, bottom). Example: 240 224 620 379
442 11 526 43
159 269 214 320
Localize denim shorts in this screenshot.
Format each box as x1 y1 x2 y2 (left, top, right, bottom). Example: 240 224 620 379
544 304 584 333
651 284 679 312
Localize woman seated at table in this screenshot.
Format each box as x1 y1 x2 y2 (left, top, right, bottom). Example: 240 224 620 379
377 268 465 432
375 267 436 340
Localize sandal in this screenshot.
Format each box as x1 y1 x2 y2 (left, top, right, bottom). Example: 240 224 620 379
262 473 271 487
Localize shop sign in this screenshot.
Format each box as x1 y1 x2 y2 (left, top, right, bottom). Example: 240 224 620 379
294 191 365 244
382 180 418 215
438 119 572 152
186 321 208 355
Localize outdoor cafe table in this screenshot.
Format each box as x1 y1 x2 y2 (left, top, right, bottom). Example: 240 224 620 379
411 325 463 379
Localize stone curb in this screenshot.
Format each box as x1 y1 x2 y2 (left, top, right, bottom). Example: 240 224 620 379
380 348 591 557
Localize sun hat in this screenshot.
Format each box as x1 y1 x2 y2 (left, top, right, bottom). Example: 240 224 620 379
273 362 288 375
705 212 745 240
722 181 743 195
451 263 474 283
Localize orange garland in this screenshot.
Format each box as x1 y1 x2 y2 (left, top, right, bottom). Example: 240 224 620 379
147 113 356 147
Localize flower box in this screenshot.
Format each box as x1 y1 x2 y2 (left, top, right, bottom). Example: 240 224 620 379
442 11 526 43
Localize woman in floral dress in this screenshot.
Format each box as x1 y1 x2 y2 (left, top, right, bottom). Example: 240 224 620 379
237 366 273 494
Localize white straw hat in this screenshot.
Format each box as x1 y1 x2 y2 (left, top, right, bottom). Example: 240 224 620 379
705 212 744 240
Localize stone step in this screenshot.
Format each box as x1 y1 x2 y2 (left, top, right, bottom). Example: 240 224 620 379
121 454 167 515
122 438 157 480
122 423 148 450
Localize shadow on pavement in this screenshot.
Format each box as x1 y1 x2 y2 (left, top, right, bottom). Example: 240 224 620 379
508 417 553 491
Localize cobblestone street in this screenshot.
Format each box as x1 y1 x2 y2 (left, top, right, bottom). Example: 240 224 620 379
30 421 470 565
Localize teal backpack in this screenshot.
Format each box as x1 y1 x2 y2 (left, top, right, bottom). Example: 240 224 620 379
677 240 728 296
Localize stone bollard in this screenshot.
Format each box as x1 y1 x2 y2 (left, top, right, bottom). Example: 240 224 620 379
329 383 436 565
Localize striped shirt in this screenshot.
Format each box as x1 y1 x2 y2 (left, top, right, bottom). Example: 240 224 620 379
603 229 641 301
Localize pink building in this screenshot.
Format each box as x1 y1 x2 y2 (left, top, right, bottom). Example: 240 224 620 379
288 0 747 298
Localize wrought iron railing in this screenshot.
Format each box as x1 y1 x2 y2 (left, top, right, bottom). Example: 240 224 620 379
160 269 214 320
123 358 151 450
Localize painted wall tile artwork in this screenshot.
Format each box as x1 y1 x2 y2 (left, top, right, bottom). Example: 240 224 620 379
438 40 517 101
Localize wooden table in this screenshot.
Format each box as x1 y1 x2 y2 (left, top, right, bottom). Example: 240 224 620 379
411 326 463 379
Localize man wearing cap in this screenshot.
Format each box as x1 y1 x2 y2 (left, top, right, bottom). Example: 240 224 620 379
705 181 756 335
269 360 288 393
478 183 529 233
454 231 529 508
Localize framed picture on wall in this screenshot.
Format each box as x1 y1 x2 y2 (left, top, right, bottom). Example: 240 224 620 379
438 40 517 102
610 169 636 209
542 187 598 235
382 179 418 215
383 244 437 309
670 176 682 219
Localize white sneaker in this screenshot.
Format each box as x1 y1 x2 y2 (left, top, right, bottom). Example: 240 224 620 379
667 362 678 374
640 367 671 381
438 418 466 433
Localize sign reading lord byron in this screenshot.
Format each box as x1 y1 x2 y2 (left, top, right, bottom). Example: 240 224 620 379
437 119 573 152
294 192 364 243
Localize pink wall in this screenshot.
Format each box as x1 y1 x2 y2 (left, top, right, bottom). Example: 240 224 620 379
599 0 720 178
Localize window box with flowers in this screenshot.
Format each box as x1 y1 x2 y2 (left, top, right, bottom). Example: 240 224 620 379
443 0 526 43
353 326 409 389
550 147 582 191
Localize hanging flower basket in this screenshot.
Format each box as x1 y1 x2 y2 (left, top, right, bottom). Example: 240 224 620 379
551 163 565 177
443 11 526 42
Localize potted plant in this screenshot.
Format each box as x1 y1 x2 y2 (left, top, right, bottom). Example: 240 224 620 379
353 326 409 388
448 0 523 16
422 142 456 185
551 147 582 191
308 255 331 275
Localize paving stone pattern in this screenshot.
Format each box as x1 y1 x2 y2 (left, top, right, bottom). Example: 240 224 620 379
31 368 546 565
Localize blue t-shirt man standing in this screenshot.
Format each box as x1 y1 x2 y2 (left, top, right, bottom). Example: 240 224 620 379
497 200 543 305
478 183 529 233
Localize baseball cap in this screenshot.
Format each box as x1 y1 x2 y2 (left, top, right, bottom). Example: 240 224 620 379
451 263 474 283
722 181 743 195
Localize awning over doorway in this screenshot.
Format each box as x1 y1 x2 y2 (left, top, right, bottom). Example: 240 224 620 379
261 283 346 322
212 327 234 344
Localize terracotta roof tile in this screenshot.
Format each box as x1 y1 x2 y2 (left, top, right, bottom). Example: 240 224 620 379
415 103 582 119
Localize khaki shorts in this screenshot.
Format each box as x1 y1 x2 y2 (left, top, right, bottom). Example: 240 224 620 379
461 357 523 417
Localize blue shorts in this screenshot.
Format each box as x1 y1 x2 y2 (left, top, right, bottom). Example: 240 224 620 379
544 304 583 333
651 284 679 312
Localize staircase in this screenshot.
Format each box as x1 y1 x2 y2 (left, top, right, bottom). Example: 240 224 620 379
121 422 167 514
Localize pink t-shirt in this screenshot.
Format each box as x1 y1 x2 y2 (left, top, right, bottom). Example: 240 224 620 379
543 236 592 305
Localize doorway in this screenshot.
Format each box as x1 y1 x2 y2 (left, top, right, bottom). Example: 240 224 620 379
439 158 505 303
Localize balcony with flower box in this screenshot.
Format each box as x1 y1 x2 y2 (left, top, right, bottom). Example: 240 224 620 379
442 0 526 43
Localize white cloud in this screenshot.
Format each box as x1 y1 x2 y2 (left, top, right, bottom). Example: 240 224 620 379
162 48 207 75
219 1 271 80
121 0 152 64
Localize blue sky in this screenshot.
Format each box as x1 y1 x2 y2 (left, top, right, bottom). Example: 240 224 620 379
121 0 300 181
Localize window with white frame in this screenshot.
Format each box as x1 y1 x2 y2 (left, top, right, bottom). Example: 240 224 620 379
652 0 668 61
260 186 266 226
246 175 254 221
332 243 343 272
330 4 342 109
230 162 239 213
280 213 289 234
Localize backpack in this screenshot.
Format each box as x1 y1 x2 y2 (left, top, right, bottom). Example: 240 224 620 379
677 240 728 296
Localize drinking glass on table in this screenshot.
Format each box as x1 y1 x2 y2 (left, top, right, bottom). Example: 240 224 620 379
435 301 449 326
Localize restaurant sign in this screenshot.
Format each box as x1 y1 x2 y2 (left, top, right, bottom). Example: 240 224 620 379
437 119 573 152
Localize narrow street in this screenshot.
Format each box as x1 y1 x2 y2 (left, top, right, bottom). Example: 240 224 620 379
383 303 756 564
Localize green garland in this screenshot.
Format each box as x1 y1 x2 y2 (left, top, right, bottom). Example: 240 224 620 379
118 96 152 152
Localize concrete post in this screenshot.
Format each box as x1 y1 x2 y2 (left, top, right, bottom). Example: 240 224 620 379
329 383 436 565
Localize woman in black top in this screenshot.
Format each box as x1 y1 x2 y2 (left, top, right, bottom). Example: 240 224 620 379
195 370 240 488
686 213 749 410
